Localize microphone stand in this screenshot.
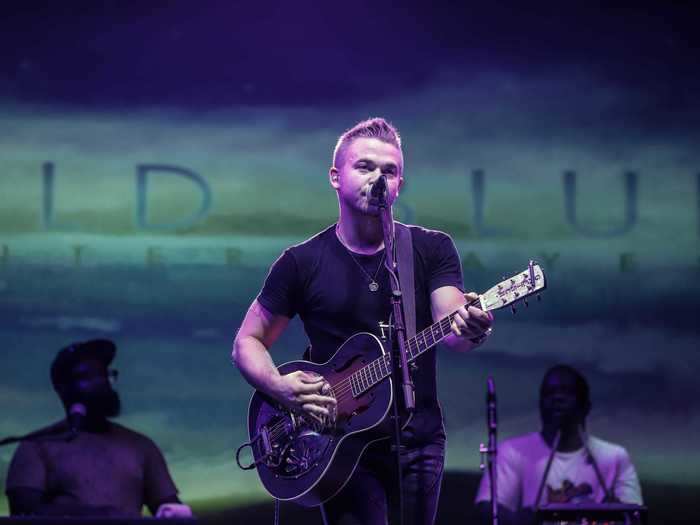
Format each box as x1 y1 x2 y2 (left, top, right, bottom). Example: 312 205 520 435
1 405 87 446
0 424 76 446
534 429 561 512
377 177 414 525
487 377 498 525
578 425 614 502
479 377 499 525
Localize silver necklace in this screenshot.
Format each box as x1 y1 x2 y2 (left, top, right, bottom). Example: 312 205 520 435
336 227 386 292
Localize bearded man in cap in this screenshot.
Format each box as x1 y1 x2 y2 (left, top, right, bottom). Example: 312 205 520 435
5 339 192 518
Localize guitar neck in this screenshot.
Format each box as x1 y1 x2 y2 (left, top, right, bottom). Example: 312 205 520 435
348 298 481 397
346 262 544 397
405 296 482 363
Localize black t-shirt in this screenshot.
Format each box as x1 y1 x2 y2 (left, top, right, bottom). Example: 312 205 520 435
257 223 464 442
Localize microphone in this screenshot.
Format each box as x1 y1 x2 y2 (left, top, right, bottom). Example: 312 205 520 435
487 376 497 435
68 403 87 436
369 175 387 206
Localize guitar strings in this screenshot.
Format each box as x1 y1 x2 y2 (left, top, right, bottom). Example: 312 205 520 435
264 306 477 441
330 311 457 401
267 285 534 443
265 313 461 440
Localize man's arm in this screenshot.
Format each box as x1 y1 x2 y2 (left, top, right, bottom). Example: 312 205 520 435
141 437 192 518
232 300 336 418
431 288 493 353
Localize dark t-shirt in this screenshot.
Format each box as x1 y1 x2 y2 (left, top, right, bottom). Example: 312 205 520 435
5 421 178 517
257 223 464 442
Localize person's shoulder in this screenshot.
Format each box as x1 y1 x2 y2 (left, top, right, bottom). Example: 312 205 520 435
502 431 542 448
285 224 336 258
108 422 162 452
9 420 68 464
31 420 69 436
500 432 546 456
588 435 631 460
404 223 454 242
19 420 69 446
403 223 456 253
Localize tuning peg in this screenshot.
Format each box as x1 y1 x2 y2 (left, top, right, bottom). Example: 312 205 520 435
511 305 517 314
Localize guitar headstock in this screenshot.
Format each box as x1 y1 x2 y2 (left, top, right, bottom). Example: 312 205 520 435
478 260 546 313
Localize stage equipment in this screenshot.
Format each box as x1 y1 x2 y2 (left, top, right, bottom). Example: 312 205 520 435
536 502 647 524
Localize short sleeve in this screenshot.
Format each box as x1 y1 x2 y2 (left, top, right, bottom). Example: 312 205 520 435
613 448 643 504
475 440 522 512
426 232 464 294
256 249 302 318
142 439 178 512
5 441 47 493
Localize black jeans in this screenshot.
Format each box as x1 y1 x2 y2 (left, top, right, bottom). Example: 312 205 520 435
320 438 445 525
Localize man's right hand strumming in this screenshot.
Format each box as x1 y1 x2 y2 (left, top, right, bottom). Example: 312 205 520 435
275 370 337 420
233 300 338 423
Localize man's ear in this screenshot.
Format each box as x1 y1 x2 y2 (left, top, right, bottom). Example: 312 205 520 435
329 167 340 189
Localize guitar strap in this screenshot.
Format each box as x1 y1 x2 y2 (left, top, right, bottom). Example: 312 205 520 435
394 222 416 338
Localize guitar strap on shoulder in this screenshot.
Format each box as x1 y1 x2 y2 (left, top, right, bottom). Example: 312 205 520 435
394 222 416 339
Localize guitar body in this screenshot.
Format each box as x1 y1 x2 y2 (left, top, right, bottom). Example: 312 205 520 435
242 262 546 507
247 332 397 506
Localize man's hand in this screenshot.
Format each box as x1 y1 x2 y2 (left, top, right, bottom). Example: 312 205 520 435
275 371 337 420
449 291 493 342
156 503 193 518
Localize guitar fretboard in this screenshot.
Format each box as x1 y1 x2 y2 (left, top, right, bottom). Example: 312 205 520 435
348 299 479 397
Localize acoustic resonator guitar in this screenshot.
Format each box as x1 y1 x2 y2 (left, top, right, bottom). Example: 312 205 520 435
237 261 546 507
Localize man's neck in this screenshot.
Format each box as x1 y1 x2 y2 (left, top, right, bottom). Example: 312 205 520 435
336 210 389 255
541 424 585 452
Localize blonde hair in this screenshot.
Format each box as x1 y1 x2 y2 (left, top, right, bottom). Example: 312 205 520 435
332 117 402 169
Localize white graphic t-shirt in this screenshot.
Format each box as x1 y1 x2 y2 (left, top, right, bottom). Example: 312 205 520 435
475 432 643 511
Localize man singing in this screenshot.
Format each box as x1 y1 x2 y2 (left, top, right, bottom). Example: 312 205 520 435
232 118 493 525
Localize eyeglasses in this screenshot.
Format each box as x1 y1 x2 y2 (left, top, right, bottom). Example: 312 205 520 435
107 369 119 385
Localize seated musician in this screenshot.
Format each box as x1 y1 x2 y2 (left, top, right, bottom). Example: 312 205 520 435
475 364 643 525
4 339 192 518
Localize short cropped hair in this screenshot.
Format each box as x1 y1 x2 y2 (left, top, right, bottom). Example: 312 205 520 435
540 364 591 409
332 117 402 170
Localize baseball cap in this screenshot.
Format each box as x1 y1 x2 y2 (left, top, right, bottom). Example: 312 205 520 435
50 339 117 391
